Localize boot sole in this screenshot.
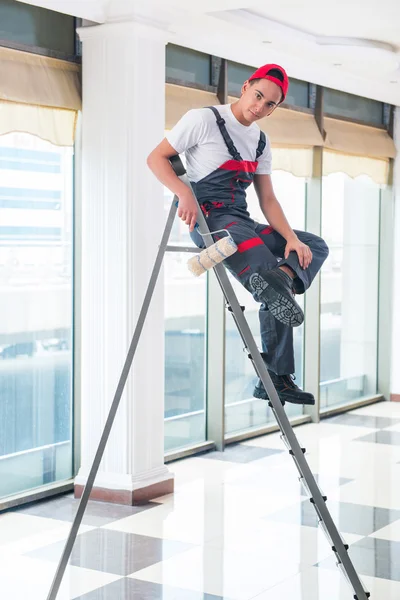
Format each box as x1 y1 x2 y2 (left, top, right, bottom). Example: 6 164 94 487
253 385 315 406
263 285 304 328
249 270 304 327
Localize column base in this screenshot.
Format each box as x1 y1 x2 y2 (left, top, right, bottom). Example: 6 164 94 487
74 476 174 505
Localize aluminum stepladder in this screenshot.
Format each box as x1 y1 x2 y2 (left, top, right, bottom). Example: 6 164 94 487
47 155 370 600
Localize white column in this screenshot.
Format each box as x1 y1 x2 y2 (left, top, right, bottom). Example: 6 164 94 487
391 107 400 401
75 20 174 503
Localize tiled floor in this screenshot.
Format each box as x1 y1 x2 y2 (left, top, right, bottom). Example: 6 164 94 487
2 401 400 599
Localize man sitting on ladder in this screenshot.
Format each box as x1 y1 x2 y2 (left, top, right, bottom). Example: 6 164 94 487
147 63 329 406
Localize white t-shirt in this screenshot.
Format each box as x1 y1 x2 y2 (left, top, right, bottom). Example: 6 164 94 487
166 104 272 183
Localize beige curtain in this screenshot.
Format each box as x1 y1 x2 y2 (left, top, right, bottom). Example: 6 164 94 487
324 117 396 159
269 147 313 178
166 83 217 130
323 150 389 185
323 118 395 184
0 46 81 146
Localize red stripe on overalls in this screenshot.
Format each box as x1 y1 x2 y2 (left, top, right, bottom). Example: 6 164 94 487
238 237 264 253
260 226 274 235
218 160 258 173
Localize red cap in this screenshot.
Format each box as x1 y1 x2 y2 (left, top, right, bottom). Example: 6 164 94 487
248 64 289 102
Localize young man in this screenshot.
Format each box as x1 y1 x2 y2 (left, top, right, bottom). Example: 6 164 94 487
147 63 329 405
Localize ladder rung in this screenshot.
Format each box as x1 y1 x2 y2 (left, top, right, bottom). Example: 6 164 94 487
228 304 245 312
289 447 306 455
310 495 327 503
333 542 350 552
165 245 201 253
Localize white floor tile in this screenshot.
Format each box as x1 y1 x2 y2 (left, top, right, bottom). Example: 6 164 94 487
370 519 400 541
131 545 302 600
382 422 400 433
104 486 301 544
301 438 400 479
353 402 400 418
0 513 94 555
0 554 120 600
328 470 400 509
206 520 363 567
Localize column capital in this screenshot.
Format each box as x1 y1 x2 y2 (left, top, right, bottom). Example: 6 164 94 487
77 16 169 44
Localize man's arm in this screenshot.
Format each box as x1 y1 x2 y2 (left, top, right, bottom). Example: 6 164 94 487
254 173 312 269
147 139 198 232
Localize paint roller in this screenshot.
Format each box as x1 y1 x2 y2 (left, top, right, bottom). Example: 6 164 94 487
187 229 238 277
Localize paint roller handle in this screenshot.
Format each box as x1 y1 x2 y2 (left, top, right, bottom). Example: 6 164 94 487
169 155 186 177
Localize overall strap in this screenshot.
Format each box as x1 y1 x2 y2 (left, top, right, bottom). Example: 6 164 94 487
256 131 266 160
207 106 242 161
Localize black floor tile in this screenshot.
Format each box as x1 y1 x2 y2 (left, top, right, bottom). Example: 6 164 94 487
265 500 400 536
328 413 400 430
203 444 283 463
26 528 193 576
73 578 230 599
317 536 400 581
354 431 400 446
15 494 158 527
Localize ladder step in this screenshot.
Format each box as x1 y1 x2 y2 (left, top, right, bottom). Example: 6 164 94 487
333 542 350 552
310 495 328 503
289 447 306 455
227 304 245 312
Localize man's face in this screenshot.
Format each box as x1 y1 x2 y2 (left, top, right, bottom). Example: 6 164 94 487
240 78 282 124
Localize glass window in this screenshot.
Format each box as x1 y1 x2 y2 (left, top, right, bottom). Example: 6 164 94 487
224 171 306 436
166 44 211 86
163 188 207 452
324 88 383 125
320 170 380 409
0 132 74 500
227 60 309 107
285 79 309 108
0 0 76 55
227 61 253 96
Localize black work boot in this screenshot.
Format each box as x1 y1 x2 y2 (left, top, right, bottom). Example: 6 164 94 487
249 268 303 327
253 370 315 406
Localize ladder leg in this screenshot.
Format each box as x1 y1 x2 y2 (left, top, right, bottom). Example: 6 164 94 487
46 200 178 600
174 164 370 600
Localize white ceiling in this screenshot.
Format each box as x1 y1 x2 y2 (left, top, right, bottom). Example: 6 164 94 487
234 2 400 47
16 0 400 104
